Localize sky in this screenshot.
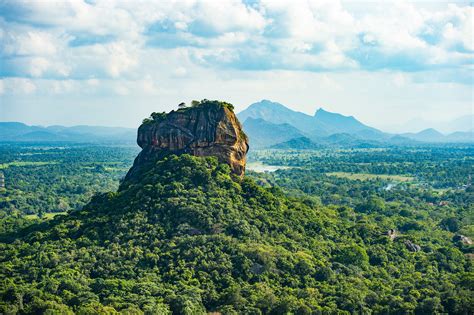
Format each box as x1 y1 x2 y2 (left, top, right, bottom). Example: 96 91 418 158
0 0 472 132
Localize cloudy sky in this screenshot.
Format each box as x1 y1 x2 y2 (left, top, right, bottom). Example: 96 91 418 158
0 0 472 131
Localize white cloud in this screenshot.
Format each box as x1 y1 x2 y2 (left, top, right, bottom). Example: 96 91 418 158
141 76 159 94
19 78 37 94
28 57 50 77
26 56 71 78
0 0 472 126
104 42 138 78
1 78 37 94
6 0 140 38
51 80 75 94
440 5 474 52
1 0 471 81
190 0 266 34
1 30 59 56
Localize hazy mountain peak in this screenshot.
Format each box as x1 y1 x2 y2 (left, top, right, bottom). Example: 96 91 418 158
247 100 294 112
313 107 379 136
238 100 384 140
418 128 444 136
314 107 329 115
0 122 136 142
314 108 354 119
238 100 321 134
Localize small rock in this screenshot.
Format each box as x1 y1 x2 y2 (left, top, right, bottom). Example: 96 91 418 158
404 240 421 252
387 229 398 241
453 234 473 245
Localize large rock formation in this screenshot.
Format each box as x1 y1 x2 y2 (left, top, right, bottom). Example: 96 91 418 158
124 100 249 181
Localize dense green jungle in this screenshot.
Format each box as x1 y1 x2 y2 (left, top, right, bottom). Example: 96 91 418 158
0 142 472 314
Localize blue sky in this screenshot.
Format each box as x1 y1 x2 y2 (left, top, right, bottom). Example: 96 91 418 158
0 0 472 132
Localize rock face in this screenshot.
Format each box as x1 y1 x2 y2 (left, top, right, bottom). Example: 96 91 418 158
124 101 249 181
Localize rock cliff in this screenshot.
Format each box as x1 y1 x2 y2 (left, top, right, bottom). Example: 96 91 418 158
124 100 249 182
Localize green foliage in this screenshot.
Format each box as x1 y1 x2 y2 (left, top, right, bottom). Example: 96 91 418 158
142 112 168 125
141 118 152 125
0 144 138 221
441 217 461 232
356 196 386 213
0 153 472 313
334 244 369 267
150 112 167 121
187 99 235 112
141 100 236 129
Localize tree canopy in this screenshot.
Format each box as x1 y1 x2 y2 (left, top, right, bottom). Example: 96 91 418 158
0 154 472 314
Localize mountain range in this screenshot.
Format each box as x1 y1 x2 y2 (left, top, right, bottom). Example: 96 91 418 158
0 100 472 147
237 100 473 148
385 114 474 134
0 122 136 143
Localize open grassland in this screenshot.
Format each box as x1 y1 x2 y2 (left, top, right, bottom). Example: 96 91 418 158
0 161 58 169
326 172 414 182
24 212 68 220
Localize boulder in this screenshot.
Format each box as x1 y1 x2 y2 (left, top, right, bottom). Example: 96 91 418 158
404 240 421 252
453 234 473 245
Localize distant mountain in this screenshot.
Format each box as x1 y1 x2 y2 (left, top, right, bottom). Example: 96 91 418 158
238 100 385 140
313 108 384 138
47 125 135 137
386 114 473 134
238 100 328 135
0 122 43 138
271 134 383 150
387 135 419 145
0 122 136 143
402 128 445 142
271 137 322 150
445 130 474 142
322 133 379 147
242 118 305 148
239 100 473 149
401 128 473 143
15 131 69 142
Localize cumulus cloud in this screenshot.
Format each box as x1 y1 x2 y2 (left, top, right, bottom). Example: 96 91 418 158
351 2 473 71
1 29 59 56
0 0 472 96
1 77 37 94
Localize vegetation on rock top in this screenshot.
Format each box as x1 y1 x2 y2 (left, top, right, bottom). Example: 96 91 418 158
142 100 235 125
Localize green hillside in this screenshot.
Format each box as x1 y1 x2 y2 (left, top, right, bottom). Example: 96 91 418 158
0 154 472 314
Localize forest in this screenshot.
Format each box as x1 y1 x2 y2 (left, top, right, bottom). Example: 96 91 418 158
0 142 472 314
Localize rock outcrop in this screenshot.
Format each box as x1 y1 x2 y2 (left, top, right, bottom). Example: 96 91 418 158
386 229 398 241
453 234 473 245
404 240 421 252
124 100 249 182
